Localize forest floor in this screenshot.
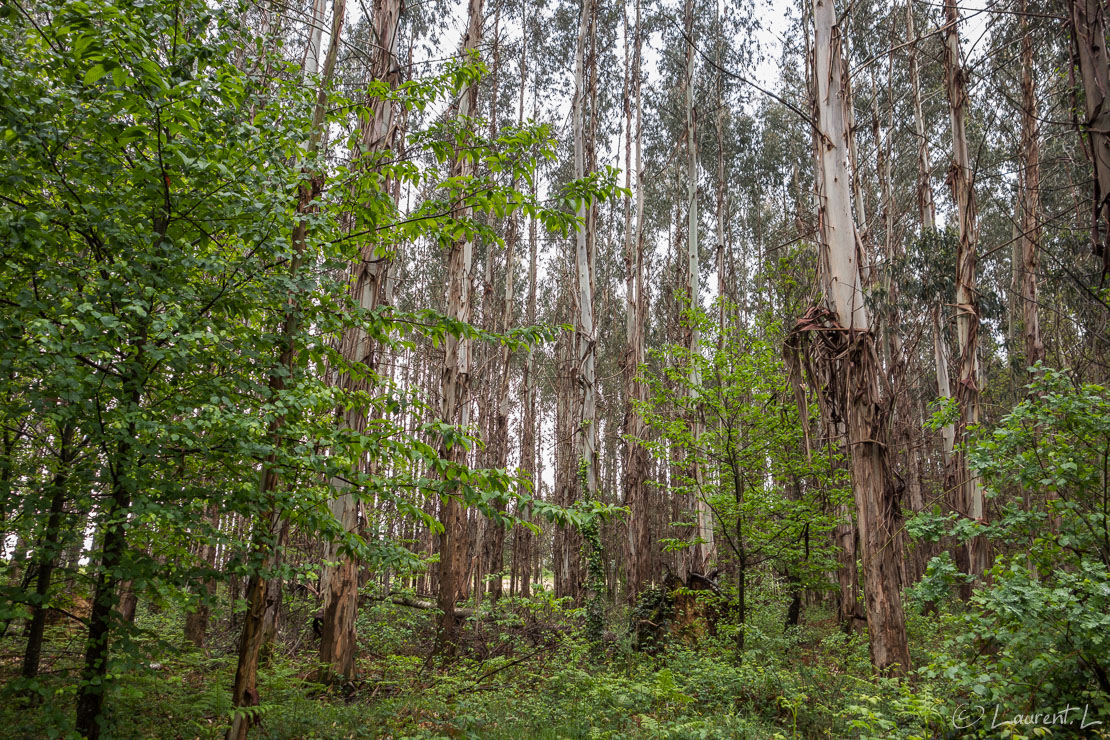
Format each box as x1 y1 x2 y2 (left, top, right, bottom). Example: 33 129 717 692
0 588 973 739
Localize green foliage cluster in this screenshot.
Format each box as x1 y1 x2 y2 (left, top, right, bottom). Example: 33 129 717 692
912 369 1110 732
635 303 848 653
0 587 903 739
0 0 619 729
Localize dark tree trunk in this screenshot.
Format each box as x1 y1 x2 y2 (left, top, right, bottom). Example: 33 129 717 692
76 395 137 740
22 423 75 680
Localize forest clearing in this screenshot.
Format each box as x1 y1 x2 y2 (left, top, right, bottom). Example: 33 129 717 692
1 0 1109 737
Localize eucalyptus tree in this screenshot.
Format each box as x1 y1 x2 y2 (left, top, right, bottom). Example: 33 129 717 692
318 0 407 682
792 0 910 674
434 0 483 653
572 0 600 554
227 1 347 735
941 0 989 582
1068 0 1110 277
621 0 652 597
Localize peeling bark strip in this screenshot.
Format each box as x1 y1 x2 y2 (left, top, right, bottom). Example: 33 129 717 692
319 0 406 682
942 0 988 581
1068 0 1110 275
801 0 909 675
786 311 909 673
435 0 483 654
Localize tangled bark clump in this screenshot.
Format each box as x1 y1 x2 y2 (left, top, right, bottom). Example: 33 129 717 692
785 306 909 674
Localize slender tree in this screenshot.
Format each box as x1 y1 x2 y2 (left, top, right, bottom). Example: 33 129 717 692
1019 0 1043 370
226 3 345 737
317 0 406 682
435 0 483 652
942 0 988 580
573 0 600 516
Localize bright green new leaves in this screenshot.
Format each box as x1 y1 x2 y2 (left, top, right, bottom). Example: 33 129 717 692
0 0 621 674
916 368 1110 725
634 302 848 600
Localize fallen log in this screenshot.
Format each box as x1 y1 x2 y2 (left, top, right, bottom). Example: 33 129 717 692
362 592 475 618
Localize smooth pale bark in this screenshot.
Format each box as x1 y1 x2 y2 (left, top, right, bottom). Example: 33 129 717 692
573 0 599 504
226 4 343 737
942 0 988 580
906 1 935 231
621 0 651 597
1019 0 1044 369
809 0 909 674
682 0 712 574
1068 0 1110 273
303 0 327 78
435 0 482 652
812 5 867 332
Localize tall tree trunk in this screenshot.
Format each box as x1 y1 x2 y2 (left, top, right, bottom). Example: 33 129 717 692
485 9 511 603
804 0 910 675
622 0 651 598
873 60 917 587
942 0 988 581
514 17 538 596
1068 0 1110 274
435 0 483 652
1019 0 1044 370
227 4 342 736
906 0 955 458
906 0 934 232
714 0 728 340
573 0 599 526
682 0 712 575
318 0 404 682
